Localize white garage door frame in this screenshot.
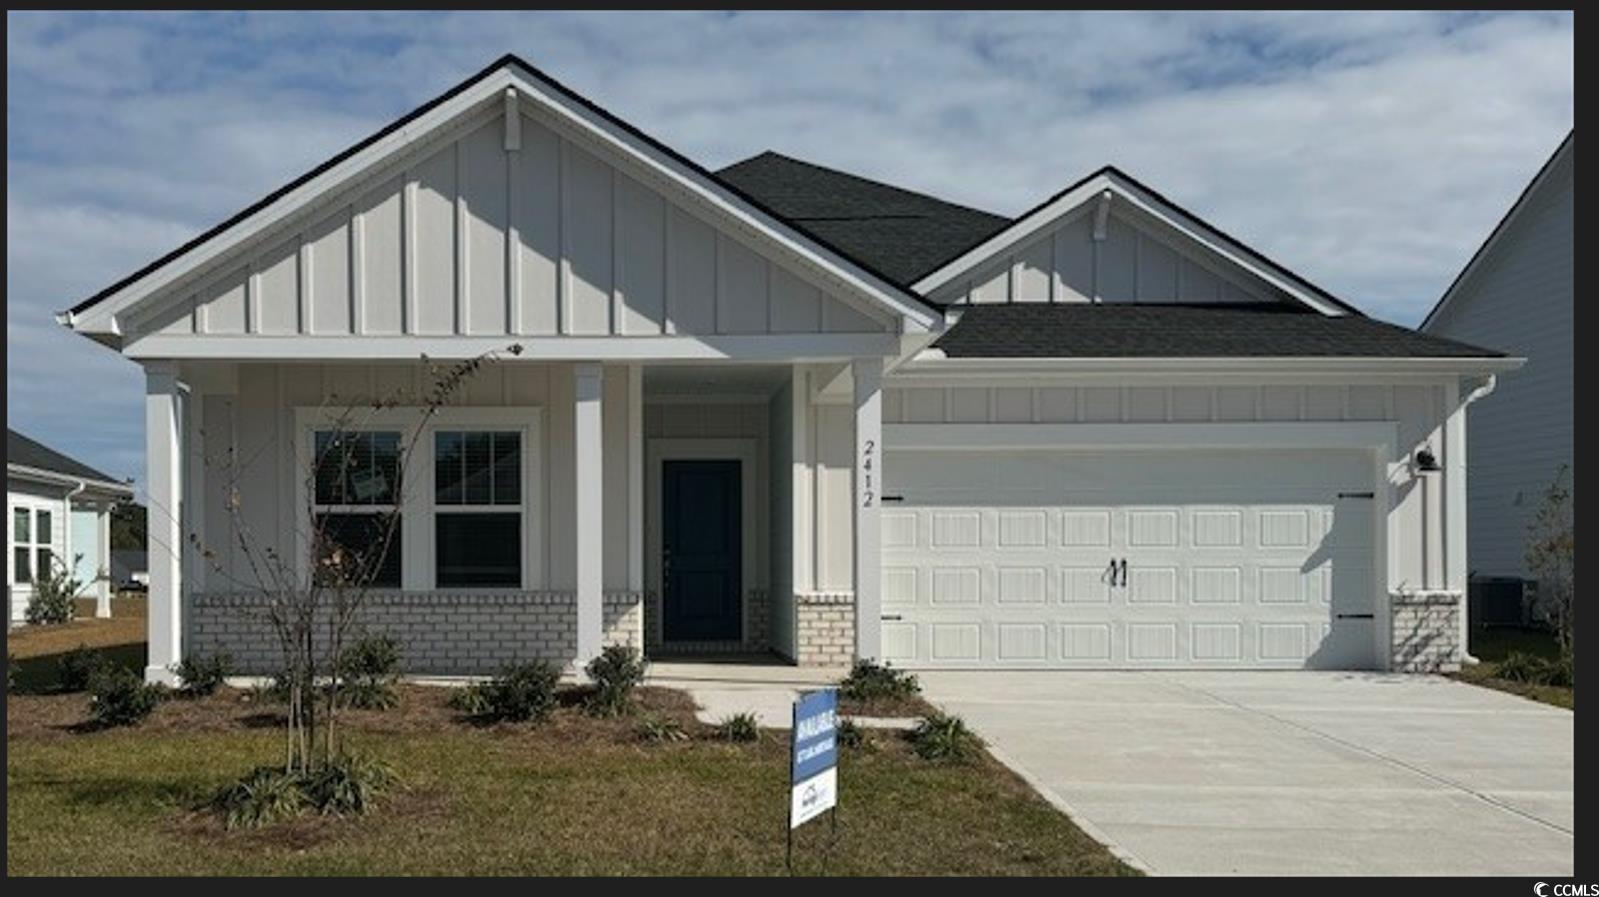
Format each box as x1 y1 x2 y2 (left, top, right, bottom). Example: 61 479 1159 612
882 421 1399 670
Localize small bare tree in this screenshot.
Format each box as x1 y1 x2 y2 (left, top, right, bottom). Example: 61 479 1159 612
1525 464 1574 659
194 346 519 774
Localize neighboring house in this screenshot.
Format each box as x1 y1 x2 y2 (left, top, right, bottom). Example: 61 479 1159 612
1421 133 1573 593
58 55 1519 682
7 429 135 625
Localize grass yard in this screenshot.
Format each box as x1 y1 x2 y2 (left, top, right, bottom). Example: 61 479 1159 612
8 597 147 693
1451 625 1574 710
6 682 1136 876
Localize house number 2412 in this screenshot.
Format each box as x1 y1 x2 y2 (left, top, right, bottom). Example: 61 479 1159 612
860 438 875 508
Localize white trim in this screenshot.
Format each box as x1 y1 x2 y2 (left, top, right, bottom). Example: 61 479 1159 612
5 464 133 499
890 355 1525 384
574 363 603 664
885 421 1399 455
911 171 1348 316
66 61 939 339
291 405 545 593
645 438 758 646
6 493 66 593
853 356 883 661
122 333 903 362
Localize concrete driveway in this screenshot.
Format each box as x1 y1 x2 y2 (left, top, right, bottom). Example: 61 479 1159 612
918 671 1573 876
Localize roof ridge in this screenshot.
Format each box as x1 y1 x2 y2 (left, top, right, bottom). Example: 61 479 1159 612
720 150 1009 221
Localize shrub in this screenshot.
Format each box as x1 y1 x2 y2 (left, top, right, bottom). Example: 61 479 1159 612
717 712 760 743
58 643 108 692
87 668 165 727
840 659 920 702
909 711 981 763
211 755 394 830
173 652 233 698
301 753 395 817
336 636 401 710
835 716 865 749
635 715 689 743
1496 651 1573 687
25 557 81 625
213 766 308 830
451 661 560 723
585 645 647 717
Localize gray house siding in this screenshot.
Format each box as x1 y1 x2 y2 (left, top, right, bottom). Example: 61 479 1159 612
1424 137 1573 579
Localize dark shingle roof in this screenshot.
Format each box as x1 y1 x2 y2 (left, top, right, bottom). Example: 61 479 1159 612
7 429 123 484
716 152 1009 287
933 303 1505 359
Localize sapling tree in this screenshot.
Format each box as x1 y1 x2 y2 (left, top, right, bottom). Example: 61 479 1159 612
189 346 520 775
1525 463 1575 659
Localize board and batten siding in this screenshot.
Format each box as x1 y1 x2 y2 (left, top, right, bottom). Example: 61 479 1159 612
793 377 1458 594
928 204 1279 306
142 107 890 341
195 361 635 596
1424 146 1573 580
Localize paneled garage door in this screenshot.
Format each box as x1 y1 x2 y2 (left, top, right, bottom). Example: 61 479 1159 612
880 448 1378 669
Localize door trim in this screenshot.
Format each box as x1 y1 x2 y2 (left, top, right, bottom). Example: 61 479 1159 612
646 439 758 647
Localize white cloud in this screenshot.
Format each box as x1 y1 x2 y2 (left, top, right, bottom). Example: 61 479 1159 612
4 10 1573 488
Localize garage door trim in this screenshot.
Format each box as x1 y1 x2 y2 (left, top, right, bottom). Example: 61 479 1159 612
884 421 1398 453
881 421 1397 670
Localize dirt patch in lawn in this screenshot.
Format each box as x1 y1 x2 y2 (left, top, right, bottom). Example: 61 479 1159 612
838 693 939 718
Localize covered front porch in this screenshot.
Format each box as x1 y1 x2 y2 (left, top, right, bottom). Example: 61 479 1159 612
146 355 889 681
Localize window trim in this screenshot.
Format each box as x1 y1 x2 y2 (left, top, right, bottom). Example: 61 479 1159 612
9 495 64 589
294 406 543 591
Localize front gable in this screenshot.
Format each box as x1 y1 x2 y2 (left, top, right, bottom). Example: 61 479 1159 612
69 56 936 357
914 168 1356 316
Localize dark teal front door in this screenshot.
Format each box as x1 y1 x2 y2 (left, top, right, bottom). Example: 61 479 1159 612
662 460 742 642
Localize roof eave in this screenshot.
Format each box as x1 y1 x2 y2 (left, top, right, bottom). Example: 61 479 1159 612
894 354 1525 377
62 53 941 342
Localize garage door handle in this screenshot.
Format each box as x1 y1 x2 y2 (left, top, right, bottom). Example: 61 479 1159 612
880 495 904 503
881 614 903 621
1335 613 1375 620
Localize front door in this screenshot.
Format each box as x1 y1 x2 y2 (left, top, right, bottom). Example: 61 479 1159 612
662 460 742 642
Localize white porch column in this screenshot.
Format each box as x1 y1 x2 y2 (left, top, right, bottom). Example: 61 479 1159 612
627 364 644 595
574 362 605 667
95 502 112 618
852 357 883 662
1444 380 1472 659
144 362 183 684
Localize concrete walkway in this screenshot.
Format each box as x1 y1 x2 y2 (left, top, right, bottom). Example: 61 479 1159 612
647 661 847 726
918 670 1574 876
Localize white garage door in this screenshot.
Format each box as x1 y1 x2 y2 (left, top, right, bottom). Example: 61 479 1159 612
880 448 1378 669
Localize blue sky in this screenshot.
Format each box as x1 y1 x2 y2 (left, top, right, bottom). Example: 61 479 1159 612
5 11 1574 492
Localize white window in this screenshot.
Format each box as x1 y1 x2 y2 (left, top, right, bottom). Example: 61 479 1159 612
296 408 542 591
311 429 403 588
11 504 54 585
433 430 523 588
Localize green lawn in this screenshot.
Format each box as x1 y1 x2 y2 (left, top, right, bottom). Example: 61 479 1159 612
1452 626 1573 710
7 685 1136 876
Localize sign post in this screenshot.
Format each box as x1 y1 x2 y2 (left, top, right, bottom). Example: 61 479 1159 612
787 687 839 871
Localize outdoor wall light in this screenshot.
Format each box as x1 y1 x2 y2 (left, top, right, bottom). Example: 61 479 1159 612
1414 448 1441 472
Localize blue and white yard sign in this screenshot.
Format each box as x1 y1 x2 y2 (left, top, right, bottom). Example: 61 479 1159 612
789 688 839 829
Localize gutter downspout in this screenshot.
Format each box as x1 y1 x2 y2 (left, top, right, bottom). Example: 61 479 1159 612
63 479 88 614
1455 373 1498 666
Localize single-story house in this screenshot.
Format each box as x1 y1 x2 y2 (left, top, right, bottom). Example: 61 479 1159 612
7 429 134 625
1421 132 1572 602
58 55 1520 682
